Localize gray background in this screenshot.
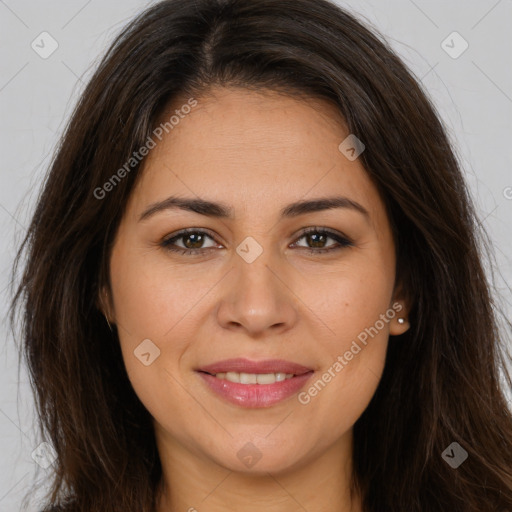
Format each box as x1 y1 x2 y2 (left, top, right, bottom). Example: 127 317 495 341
1 0 511 510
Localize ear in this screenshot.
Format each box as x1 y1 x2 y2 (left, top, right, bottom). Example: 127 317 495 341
389 281 412 336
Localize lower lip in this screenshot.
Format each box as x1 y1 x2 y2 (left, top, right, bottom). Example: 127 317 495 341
198 371 314 408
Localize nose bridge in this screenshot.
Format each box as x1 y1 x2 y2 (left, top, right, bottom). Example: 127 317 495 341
235 235 283 308
238 246 278 295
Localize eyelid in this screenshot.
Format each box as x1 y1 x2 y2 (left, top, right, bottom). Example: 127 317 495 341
162 226 351 244
295 226 352 242
290 227 354 252
161 227 221 248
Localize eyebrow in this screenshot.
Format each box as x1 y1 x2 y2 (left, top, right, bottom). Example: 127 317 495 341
138 195 370 222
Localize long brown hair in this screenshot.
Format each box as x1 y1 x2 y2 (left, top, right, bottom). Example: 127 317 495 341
10 0 512 510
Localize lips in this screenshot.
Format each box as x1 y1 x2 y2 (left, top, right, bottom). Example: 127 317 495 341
196 358 314 408
197 358 313 376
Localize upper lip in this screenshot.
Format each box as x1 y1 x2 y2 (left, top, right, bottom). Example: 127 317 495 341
197 358 313 376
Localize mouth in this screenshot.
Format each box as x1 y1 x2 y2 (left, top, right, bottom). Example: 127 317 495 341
199 371 298 384
196 358 314 408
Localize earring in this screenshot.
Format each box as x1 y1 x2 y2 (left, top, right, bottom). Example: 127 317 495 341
397 317 406 325
104 314 113 332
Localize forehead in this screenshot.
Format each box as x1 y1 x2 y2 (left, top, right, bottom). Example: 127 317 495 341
152 86 348 164
126 87 384 227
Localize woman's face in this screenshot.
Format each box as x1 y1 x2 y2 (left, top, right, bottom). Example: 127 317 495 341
106 86 409 475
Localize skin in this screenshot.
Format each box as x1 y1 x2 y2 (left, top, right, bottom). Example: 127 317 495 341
102 86 410 512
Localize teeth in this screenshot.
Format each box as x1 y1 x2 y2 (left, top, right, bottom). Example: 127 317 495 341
214 372 294 384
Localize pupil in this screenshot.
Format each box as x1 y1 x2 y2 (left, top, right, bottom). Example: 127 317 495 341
309 233 325 248
185 233 203 249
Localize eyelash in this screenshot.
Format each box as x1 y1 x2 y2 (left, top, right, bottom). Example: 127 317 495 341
160 227 353 256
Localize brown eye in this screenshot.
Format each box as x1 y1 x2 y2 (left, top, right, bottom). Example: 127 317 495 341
161 229 218 255
291 228 353 254
160 227 353 256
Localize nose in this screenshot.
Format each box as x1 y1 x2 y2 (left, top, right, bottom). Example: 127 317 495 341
216 246 299 338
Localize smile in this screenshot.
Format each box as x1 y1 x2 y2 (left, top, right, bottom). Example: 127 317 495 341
208 371 295 384
196 358 314 408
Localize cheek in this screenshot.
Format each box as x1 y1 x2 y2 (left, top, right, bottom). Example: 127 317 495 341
108 241 194 401
295 251 393 426
303 248 395 346
298 317 389 446
109 235 198 338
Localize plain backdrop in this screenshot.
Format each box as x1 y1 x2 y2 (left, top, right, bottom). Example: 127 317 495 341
1 0 511 510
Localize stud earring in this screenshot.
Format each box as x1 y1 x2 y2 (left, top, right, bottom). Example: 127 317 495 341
397 317 406 325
